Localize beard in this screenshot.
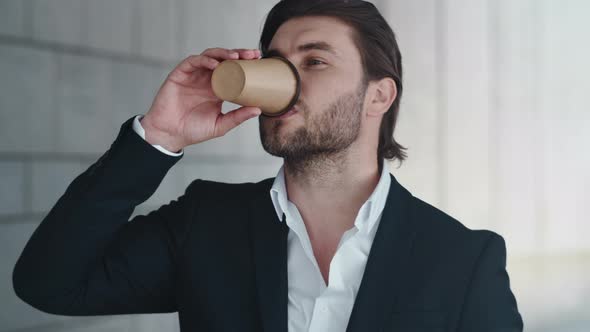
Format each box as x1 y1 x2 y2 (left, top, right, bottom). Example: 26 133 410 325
258 80 367 167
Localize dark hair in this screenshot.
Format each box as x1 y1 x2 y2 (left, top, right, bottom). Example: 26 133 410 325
259 0 407 166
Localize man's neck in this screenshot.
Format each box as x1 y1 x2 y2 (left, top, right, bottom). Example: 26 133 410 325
282 152 381 229
281 152 382 284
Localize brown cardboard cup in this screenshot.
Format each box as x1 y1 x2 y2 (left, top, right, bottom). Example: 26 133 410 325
211 56 301 117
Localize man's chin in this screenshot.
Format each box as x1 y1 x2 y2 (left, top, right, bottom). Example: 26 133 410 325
261 123 298 141
260 121 309 156
261 133 304 157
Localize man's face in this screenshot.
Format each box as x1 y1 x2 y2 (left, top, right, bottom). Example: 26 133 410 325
259 16 368 162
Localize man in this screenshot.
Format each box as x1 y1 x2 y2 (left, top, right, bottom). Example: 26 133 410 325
12 0 523 331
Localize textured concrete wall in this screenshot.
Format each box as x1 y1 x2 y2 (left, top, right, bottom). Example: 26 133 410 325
0 0 280 331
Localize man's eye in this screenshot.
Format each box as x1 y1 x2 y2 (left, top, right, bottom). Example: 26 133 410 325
306 59 325 66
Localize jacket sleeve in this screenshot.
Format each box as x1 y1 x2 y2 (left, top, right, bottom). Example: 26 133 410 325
458 232 524 331
12 116 199 316
132 114 184 157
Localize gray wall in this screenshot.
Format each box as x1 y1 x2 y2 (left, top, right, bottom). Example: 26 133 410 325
0 0 281 331
1 0 589 331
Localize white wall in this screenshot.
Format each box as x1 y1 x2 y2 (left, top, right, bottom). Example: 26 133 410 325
385 0 590 330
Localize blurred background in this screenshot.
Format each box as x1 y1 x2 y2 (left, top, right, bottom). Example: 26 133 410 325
0 0 588 331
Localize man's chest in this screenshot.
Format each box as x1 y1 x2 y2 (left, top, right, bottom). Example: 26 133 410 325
286 225 375 332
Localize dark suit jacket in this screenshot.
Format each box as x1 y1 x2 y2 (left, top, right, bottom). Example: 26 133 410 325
13 116 523 331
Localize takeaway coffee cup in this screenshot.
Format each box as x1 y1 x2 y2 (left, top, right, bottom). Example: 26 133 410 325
211 56 301 117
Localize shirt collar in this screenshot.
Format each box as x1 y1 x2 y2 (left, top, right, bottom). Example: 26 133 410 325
269 165 289 222
269 161 391 233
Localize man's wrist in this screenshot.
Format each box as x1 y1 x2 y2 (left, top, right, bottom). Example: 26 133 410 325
132 115 184 156
139 117 185 153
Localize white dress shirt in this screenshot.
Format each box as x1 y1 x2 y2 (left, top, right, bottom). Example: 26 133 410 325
132 115 183 157
133 115 392 331
270 163 391 332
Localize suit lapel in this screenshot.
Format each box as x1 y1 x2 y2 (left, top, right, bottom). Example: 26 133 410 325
249 178 289 332
346 174 418 332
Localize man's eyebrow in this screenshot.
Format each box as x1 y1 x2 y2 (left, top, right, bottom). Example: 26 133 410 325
265 41 340 58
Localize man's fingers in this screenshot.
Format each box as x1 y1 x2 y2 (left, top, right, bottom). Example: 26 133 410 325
215 106 262 137
231 49 261 59
201 47 240 60
176 55 219 73
174 49 237 73
169 48 261 82
174 48 259 75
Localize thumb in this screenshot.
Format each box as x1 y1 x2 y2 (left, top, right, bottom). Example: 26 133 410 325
215 106 262 136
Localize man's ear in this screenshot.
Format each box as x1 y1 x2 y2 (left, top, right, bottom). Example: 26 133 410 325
366 77 397 117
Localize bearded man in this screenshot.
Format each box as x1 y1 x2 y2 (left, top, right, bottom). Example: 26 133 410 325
13 1 523 331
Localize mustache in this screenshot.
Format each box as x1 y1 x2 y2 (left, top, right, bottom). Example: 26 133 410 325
293 100 308 112
260 101 307 119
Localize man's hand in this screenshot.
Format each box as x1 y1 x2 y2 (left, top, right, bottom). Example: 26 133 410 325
141 48 263 152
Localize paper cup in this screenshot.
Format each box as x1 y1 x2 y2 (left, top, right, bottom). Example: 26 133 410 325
211 56 301 116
